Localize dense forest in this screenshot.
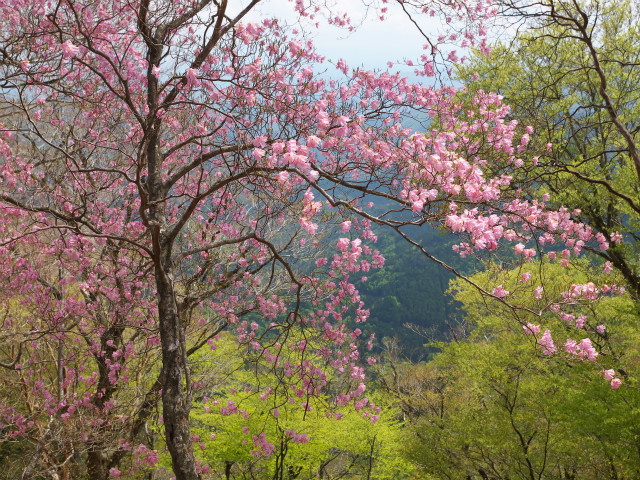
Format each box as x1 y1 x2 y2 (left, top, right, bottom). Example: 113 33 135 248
1 0 640 479
356 223 462 358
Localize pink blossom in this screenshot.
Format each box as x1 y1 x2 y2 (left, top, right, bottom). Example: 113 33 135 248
611 378 622 389
253 136 267 148
272 141 284 154
299 217 318 234
185 68 200 88
289 40 303 55
307 135 320 148
277 171 289 183
596 324 606 334
603 369 615 380
566 338 599 361
61 41 80 58
337 238 350 251
492 285 509 298
564 338 578 354
539 329 556 355
341 221 352 233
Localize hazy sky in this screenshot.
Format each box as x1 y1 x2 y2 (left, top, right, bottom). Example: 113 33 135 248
246 0 437 71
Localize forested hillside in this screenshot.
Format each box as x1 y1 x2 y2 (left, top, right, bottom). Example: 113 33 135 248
357 225 462 358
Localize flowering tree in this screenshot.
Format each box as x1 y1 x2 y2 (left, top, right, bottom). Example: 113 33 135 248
0 0 614 479
458 0 640 298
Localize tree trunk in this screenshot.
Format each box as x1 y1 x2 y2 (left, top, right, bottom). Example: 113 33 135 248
86 450 109 480
145 46 199 475
156 257 199 480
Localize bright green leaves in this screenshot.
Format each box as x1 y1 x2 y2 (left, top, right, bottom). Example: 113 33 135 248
394 263 640 479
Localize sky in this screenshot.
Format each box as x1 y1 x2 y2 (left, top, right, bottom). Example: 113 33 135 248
244 0 439 72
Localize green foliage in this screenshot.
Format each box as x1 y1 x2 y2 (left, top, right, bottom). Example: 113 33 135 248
390 262 640 479
456 0 640 296
154 335 415 479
